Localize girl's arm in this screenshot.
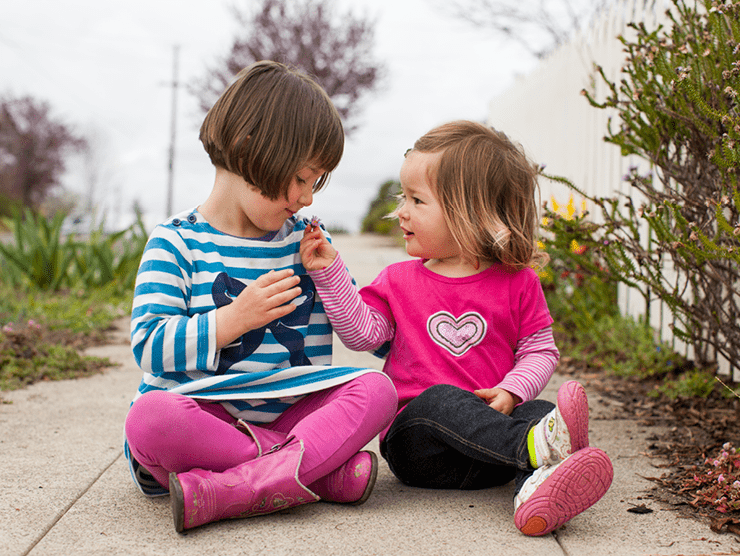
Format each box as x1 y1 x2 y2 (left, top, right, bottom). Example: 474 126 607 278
131 230 217 375
475 327 560 413
301 227 393 351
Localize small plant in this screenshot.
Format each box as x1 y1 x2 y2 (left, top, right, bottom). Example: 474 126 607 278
654 368 717 398
72 213 148 294
0 208 77 290
682 442 740 514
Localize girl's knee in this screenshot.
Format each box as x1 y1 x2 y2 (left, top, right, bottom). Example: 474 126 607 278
125 391 190 442
354 372 398 410
414 384 467 409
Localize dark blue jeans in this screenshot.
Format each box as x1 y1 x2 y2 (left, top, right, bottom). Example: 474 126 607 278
380 384 554 494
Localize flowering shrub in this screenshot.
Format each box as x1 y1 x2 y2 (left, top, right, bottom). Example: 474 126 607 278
579 0 740 369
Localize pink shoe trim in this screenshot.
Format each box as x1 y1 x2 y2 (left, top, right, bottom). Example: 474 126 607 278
557 381 589 454
515 447 613 536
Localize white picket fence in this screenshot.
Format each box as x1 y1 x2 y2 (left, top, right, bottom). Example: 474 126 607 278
487 0 737 379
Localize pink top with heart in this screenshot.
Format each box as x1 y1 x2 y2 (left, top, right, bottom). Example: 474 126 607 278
359 259 554 408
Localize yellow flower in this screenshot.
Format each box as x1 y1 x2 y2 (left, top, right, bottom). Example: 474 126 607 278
550 196 560 214
566 197 576 220
537 240 546 250
570 239 587 255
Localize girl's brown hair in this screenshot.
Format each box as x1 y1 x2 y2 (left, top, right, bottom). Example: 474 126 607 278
410 120 547 271
199 60 344 200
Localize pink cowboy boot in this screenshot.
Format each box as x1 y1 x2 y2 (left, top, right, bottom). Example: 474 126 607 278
169 437 319 532
235 421 378 504
237 421 378 504
309 451 378 505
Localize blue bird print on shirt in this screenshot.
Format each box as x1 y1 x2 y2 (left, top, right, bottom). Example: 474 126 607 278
211 272 316 374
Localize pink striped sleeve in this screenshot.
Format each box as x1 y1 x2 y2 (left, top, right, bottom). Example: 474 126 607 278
496 327 560 403
308 254 394 351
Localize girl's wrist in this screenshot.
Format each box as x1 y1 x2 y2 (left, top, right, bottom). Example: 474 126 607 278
307 251 342 277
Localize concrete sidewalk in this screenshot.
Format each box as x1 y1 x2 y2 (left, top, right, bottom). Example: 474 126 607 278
1 234 738 556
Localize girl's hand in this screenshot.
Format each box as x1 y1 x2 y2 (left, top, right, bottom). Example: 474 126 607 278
300 225 337 271
474 387 521 416
216 269 302 349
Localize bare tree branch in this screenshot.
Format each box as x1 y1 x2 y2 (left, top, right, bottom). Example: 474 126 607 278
431 0 614 59
189 0 385 135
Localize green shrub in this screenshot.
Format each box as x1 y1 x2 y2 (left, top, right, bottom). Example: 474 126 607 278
653 368 717 398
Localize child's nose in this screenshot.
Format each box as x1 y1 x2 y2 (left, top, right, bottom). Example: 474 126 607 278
297 186 313 206
397 204 409 221
292 181 313 207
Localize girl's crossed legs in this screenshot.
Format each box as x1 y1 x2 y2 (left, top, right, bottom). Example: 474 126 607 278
381 383 554 493
125 371 398 489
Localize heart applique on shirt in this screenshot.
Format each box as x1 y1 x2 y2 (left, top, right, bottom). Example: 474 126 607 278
427 311 487 356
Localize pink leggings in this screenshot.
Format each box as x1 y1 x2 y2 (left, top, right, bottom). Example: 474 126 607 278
124 372 397 489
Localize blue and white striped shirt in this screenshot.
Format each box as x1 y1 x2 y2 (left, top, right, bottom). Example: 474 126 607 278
130 209 379 423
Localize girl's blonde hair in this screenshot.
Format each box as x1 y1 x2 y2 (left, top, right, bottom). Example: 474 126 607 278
409 120 547 271
199 60 344 200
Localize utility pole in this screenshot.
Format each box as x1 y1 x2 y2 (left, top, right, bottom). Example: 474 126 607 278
166 45 179 218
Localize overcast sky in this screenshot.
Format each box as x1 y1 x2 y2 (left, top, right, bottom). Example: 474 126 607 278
1 0 537 232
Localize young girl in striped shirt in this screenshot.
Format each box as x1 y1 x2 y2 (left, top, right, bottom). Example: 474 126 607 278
123 61 398 532
301 120 613 536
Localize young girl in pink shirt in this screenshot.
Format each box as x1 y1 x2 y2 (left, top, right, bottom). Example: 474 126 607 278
301 120 613 536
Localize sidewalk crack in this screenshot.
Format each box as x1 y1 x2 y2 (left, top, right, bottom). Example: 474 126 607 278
22 450 122 556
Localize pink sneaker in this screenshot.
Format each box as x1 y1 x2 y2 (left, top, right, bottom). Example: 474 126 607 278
309 451 378 505
514 447 613 536
528 380 590 468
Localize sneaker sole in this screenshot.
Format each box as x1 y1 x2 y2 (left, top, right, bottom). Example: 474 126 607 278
557 380 589 454
515 447 613 536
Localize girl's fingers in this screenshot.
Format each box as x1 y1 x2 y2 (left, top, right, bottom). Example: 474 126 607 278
259 268 295 285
